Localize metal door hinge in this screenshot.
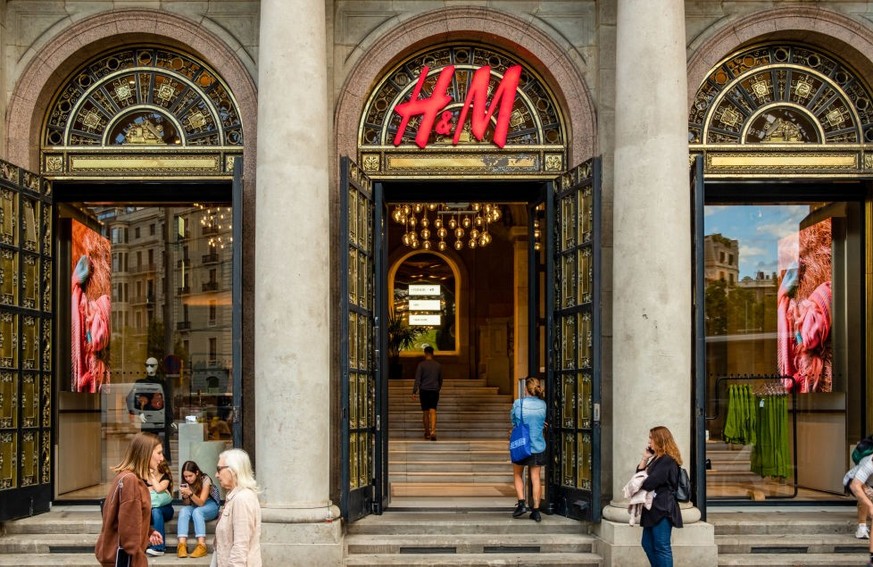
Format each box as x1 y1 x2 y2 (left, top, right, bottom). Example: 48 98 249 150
593 403 600 423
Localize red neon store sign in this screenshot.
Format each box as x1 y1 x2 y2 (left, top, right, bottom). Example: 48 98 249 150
393 65 522 149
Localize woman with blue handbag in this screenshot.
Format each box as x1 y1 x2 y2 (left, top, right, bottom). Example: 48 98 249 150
509 377 547 522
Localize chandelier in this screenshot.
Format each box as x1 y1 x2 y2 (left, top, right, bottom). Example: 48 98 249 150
391 203 501 250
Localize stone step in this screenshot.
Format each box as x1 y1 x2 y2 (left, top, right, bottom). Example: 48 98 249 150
346 511 586 535
390 440 506 450
709 510 856 536
2 508 216 535
717 553 866 567
346 533 595 554
715 533 868 554
0 554 211 566
390 449 507 460
390 471 514 483
390 482 515 497
390 461 510 473
390 430 508 439
0 532 215 555
344 552 602 565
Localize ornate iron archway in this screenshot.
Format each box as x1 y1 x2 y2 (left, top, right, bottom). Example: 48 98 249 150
690 43 873 176
42 47 243 178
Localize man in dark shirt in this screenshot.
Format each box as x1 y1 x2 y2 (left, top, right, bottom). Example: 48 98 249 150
412 345 442 441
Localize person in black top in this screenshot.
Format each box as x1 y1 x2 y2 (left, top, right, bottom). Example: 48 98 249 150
635 425 684 567
412 345 442 441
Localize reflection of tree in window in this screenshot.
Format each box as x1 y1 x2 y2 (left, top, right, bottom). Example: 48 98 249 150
393 252 456 352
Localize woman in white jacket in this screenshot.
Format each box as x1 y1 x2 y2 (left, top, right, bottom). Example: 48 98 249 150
213 449 262 567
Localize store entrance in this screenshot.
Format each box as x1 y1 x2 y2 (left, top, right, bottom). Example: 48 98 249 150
381 183 546 510
699 180 866 503
339 157 602 523
54 177 243 501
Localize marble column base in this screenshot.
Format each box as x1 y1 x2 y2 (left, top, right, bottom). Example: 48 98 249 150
260 506 343 567
595 504 717 566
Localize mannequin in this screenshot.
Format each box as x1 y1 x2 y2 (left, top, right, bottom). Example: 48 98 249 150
127 357 175 462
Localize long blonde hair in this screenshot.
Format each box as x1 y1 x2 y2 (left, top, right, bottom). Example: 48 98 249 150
525 377 545 400
649 426 682 466
112 432 160 480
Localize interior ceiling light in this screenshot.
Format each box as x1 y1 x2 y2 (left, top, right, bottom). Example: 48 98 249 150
391 202 501 251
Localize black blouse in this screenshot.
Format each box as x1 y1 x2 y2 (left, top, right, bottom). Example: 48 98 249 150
636 454 683 528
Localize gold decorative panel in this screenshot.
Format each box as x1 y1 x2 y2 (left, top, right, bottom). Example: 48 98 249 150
0 432 16 489
690 44 873 177
0 158 52 503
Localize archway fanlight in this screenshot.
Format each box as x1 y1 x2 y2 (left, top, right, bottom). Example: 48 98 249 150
690 43 873 145
391 203 501 250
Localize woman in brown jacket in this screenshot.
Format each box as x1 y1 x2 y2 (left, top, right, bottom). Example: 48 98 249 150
95 432 165 567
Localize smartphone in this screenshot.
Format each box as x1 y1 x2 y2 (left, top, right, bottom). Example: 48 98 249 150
180 483 188 489
646 447 655 455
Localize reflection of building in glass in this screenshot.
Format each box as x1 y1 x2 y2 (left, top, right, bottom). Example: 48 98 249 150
703 234 739 285
96 206 232 392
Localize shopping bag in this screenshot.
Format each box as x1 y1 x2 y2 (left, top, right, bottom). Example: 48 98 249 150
509 423 532 464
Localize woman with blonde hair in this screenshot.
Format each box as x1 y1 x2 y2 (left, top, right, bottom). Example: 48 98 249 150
509 377 548 522
213 448 262 566
635 425 684 566
95 432 164 566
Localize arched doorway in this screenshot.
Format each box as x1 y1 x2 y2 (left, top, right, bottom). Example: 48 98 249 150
690 40 871 503
338 30 602 523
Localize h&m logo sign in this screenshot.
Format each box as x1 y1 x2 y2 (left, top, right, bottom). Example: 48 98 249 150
393 65 522 149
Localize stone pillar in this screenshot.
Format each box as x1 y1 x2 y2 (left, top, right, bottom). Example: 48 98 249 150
595 1 716 565
254 0 341 564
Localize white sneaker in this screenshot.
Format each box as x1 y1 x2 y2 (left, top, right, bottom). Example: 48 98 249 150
856 524 870 539
145 548 164 556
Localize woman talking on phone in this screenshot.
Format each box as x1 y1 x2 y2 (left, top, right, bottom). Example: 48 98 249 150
636 425 683 567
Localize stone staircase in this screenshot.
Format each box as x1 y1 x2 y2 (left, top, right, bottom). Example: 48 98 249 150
0 505 212 565
388 379 515 497
711 507 869 566
344 510 601 566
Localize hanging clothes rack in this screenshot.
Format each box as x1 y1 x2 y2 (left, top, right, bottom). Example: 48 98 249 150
705 374 798 500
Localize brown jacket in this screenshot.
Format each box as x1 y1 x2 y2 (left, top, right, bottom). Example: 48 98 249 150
95 471 151 567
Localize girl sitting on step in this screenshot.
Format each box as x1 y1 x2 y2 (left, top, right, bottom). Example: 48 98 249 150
176 460 221 558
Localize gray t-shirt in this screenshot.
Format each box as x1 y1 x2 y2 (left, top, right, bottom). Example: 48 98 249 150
844 454 873 487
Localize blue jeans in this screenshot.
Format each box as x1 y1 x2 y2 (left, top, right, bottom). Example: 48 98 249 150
176 499 219 539
149 504 174 551
641 516 673 567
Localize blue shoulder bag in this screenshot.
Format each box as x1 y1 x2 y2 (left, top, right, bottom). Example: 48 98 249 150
509 398 533 464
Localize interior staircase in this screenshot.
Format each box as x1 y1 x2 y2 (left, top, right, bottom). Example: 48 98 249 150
388 378 515 498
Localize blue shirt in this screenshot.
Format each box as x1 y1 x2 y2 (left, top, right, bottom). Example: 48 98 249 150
510 397 547 454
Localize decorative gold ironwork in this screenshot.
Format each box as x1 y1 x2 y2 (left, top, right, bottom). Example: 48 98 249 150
41 47 243 177
690 44 873 145
0 158 52 497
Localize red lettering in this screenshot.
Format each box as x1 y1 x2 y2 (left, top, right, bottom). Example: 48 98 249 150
452 65 522 148
435 111 454 136
392 66 454 148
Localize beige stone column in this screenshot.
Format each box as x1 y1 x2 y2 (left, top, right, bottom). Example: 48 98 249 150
595 1 716 565
254 0 341 564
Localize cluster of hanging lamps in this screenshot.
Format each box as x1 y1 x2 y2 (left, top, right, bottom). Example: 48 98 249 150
392 203 501 251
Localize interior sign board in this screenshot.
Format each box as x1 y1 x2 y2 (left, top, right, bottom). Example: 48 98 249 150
409 299 441 311
410 314 441 326
409 284 440 295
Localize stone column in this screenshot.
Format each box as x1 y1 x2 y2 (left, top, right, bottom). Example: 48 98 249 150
595 1 716 565
254 0 341 564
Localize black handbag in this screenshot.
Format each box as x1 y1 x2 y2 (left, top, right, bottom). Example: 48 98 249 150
675 465 691 503
115 546 132 567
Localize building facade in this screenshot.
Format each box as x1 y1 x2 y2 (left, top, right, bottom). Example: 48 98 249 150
0 1 870 564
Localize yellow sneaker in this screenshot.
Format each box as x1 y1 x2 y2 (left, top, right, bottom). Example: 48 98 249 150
189 543 208 558
176 542 188 558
